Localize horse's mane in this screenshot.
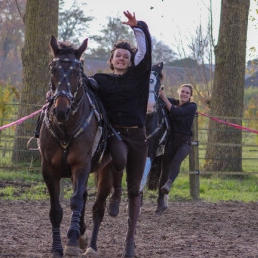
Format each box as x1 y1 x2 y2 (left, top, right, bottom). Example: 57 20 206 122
54 41 77 55
158 72 164 81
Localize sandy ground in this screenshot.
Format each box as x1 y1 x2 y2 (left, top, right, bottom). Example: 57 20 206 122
1 197 258 258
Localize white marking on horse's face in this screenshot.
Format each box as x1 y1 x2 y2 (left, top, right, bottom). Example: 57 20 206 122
147 72 158 113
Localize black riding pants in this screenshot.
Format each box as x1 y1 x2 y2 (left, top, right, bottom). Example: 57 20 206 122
108 127 148 198
158 132 192 190
160 142 191 186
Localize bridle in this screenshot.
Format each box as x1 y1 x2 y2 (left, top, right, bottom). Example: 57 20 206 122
44 57 97 150
49 57 85 113
146 70 169 141
148 71 161 105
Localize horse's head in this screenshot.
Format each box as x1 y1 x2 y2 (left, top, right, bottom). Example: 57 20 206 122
49 35 88 123
147 62 163 113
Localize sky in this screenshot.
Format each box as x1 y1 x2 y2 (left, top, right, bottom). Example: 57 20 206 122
66 0 258 60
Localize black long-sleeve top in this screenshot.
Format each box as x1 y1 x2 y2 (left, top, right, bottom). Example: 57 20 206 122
163 98 197 155
167 98 197 136
93 21 152 127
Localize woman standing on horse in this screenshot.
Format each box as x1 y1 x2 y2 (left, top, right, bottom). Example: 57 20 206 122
156 84 197 214
88 11 152 257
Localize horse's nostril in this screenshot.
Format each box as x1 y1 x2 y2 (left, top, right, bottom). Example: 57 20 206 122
66 108 71 117
53 107 71 122
57 112 65 121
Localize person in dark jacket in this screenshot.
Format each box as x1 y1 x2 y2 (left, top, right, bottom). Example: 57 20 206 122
90 11 152 257
156 84 197 213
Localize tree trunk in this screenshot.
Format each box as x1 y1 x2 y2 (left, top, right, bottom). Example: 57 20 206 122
204 0 250 172
12 0 58 163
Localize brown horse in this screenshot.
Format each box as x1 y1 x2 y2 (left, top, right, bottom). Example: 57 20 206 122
39 36 111 257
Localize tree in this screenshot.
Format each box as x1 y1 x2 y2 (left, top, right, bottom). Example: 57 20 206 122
0 0 93 88
204 0 250 172
0 0 26 85
12 0 59 163
58 0 93 44
152 37 176 65
86 16 135 60
172 13 214 109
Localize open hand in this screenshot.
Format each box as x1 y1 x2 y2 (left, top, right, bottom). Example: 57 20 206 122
159 88 167 101
122 11 137 27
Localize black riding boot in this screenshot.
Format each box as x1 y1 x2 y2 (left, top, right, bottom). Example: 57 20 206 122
156 190 168 215
161 178 173 194
107 167 123 217
123 196 141 258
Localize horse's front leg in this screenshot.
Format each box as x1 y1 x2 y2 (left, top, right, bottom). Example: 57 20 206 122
84 161 113 257
64 166 90 257
78 189 88 250
43 166 64 257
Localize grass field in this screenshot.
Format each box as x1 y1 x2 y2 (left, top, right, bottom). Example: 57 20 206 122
1 167 258 203
1 108 258 202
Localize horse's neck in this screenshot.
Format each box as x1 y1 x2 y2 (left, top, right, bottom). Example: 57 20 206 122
145 112 158 134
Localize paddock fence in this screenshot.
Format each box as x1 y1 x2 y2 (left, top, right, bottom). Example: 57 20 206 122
0 103 258 200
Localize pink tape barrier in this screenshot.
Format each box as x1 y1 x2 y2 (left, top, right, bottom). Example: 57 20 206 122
198 111 258 134
0 109 42 131
0 108 258 135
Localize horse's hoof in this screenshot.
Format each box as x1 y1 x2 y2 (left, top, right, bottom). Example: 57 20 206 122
49 252 63 258
82 247 98 257
64 245 80 257
155 205 168 215
107 192 121 217
123 240 135 258
79 234 88 249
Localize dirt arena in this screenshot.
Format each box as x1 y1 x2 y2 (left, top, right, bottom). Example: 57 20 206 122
1 198 258 257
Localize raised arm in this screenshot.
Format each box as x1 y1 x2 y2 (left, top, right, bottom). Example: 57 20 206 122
123 11 152 67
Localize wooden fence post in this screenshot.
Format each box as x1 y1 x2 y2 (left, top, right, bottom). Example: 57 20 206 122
189 113 200 200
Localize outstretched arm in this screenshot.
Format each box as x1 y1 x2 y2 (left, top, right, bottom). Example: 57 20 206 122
122 11 151 67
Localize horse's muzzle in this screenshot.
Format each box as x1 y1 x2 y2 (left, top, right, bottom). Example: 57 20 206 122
53 106 71 122
53 94 73 122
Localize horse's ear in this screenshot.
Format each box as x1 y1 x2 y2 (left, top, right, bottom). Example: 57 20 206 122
75 38 88 59
158 62 163 70
152 62 163 73
50 35 59 56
